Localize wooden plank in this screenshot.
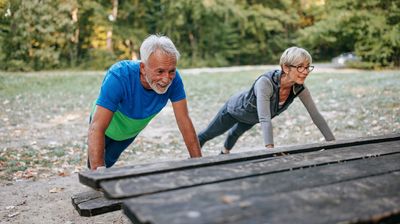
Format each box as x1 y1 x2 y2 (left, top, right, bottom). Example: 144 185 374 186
71 191 122 216
122 159 400 224
79 133 400 189
100 141 400 199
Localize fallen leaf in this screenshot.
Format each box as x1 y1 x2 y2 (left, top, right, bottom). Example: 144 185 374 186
8 212 19 218
58 171 70 177
73 166 82 173
49 187 64 193
221 194 240 204
22 169 37 179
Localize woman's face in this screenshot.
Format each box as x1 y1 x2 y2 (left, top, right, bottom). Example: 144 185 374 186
285 61 314 85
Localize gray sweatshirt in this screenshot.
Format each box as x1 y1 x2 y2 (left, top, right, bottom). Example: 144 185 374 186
227 69 335 145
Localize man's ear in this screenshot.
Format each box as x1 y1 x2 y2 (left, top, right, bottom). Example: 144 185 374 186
140 62 145 74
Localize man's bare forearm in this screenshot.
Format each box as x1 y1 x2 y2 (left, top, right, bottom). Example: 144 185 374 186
87 105 114 170
184 128 202 157
88 126 106 170
185 134 202 158
172 99 202 158
179 118 202 158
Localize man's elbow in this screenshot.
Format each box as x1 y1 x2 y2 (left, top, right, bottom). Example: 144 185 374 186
88 122 107 139
89 120 106 131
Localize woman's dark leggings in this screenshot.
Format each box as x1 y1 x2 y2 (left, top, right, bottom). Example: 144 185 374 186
197 103 254 151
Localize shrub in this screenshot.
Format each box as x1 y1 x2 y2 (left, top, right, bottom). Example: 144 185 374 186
79 49 116 70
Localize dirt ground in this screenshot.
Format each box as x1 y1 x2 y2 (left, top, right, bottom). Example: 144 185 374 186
0 100 185 224
0 65 399 223
0 174 131 224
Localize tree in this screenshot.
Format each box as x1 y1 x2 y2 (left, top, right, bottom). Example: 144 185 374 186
0 0 20 69
8 0 397 70
1 0 76 71
234 0 301 65
115 0 243 67
297 0 400 67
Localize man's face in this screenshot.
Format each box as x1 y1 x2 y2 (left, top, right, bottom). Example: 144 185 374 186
141 50 177 94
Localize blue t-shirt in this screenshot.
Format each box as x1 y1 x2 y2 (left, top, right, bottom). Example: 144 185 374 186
95 60 186 140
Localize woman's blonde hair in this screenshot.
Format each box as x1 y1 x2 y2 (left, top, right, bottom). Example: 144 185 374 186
279 47 312 67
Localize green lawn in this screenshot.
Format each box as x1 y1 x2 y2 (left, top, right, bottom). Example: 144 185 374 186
0 69 399 181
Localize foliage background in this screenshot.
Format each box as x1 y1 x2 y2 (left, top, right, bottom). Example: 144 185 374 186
0 0 399 71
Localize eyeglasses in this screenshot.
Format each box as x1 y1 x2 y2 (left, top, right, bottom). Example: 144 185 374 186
289 65 314 73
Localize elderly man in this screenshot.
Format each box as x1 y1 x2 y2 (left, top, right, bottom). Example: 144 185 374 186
88 34 202 170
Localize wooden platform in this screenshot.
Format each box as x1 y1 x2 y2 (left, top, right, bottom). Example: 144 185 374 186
71 190 122 217
76 133 400 223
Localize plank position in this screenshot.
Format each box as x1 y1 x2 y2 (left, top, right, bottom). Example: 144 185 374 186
198 47 335 154
87 34 202 170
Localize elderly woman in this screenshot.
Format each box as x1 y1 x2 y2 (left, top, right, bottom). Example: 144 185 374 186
198 47 335 154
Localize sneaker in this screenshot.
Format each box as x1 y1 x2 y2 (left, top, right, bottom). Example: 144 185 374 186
220 149 230 155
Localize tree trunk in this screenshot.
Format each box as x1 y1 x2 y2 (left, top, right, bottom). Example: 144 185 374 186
189 32 197 65
106 0 118 52
71 7 79 65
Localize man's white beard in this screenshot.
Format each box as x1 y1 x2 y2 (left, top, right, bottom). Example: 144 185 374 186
145 74 172 94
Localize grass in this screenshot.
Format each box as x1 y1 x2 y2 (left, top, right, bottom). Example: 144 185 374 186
0 68 399 181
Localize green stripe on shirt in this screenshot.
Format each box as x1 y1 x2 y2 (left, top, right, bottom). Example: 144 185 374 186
105 110 156 141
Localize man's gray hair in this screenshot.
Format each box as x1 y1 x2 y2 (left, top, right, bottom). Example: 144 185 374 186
140 34 180 63
279 46 312 67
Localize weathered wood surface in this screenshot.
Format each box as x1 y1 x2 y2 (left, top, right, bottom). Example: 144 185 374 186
123 170 400 224
75 134 400 221
101 140 399 198
79 133 400 189
71 190 122 216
